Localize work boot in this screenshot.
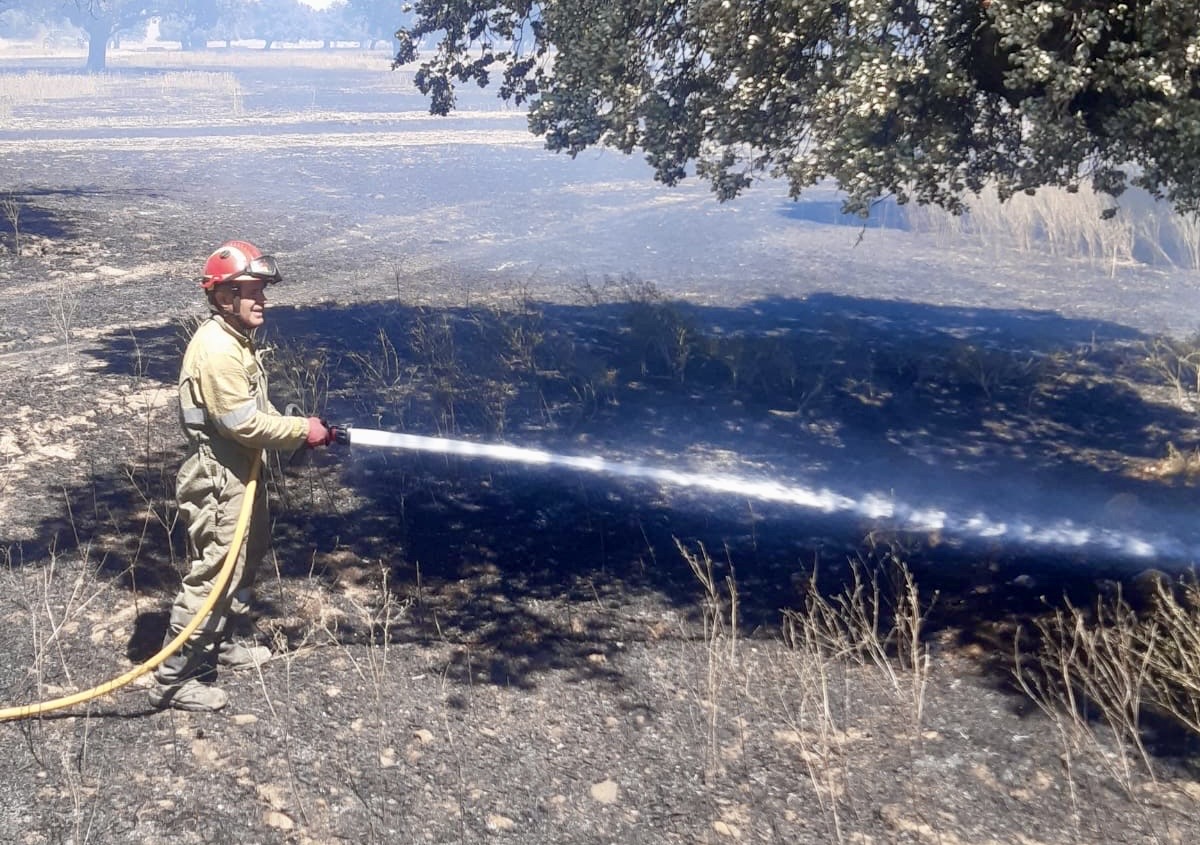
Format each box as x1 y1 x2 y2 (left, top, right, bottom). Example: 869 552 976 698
217 640 272 670
148 679 228 712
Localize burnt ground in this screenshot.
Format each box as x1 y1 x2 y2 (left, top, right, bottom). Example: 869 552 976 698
3 195 1200 845
4 59 1200 844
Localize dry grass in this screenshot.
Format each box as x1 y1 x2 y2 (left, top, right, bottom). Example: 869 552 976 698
906 183 1200 273
1143 335 1200 411
1014 575 1200 844
0 71 103 103
767 553 935 843
109 47 396 72
1 193 20 254
0 69 243 119
1169 212 1200 270
677 540 740 783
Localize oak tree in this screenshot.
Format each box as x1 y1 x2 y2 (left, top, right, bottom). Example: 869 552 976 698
64 1 159 71
395 1 1200 215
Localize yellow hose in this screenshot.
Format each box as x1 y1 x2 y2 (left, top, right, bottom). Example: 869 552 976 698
0 451 263 721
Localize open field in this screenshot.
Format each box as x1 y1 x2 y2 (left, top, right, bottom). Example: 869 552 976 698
3 48 1200 844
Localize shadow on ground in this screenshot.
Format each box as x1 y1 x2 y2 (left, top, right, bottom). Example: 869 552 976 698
6 291 1199 702
777 198 910 230
2 187 164 241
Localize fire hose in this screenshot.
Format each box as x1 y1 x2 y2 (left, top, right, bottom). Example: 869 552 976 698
0 451 264 722
3 415 1178 720
0 420 774 721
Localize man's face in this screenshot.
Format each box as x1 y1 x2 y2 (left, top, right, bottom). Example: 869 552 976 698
217 279 268 329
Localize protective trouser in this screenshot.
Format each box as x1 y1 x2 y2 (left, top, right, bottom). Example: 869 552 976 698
155 444 270 685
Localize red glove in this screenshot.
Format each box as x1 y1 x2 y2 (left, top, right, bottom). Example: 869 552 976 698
305 417 332 448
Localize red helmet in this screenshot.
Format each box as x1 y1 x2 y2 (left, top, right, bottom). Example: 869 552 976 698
200 240 282 290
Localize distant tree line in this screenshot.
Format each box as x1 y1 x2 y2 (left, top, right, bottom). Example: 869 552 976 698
0 0 414 71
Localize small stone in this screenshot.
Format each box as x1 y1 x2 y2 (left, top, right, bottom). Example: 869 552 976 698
379 747 397 768
590 779 619 804
713 820 740 838
190 739 221 764
231 714 258 726
264 811 295 831
485 814 515 832
413 728 435 744
879 803 904 830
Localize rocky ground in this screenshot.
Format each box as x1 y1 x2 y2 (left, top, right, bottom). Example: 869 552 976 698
3 51 1200 845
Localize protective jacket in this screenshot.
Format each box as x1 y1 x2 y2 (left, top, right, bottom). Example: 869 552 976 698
178 315 307 456
159 315 306 683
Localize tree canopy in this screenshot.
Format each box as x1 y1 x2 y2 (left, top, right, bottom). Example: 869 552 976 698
394 1 1200 216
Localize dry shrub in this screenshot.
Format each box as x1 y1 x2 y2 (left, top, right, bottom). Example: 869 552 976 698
1015 574 1200 791
1144 334 1200 409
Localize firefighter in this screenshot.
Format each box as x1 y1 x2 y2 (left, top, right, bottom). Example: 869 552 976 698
149 240 333 712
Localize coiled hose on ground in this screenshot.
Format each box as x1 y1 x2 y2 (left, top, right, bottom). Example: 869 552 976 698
0 451 262 721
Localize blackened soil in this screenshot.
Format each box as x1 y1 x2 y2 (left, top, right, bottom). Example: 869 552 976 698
3 115 1200 844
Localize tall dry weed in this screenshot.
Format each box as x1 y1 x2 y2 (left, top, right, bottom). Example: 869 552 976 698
1014 575 1200 844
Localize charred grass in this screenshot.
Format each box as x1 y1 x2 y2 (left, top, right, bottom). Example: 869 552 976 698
5 260 1200 842
7 54 1200 841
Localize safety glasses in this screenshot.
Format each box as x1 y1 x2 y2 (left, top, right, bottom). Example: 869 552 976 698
239 254 282 283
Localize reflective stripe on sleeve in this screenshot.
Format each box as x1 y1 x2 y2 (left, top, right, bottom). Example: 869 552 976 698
216 399 258 430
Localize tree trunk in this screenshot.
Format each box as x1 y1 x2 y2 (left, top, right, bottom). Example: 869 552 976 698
85 19 110 72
